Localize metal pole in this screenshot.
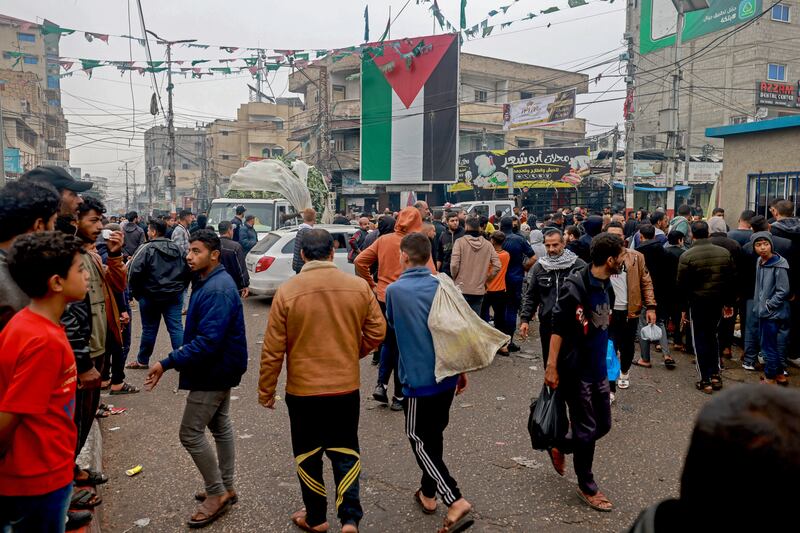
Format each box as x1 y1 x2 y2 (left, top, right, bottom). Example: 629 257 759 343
167 42 176 212
666 7 684 217
610 126 619 178
124 162 130 213
318 65 331 179
256 53 263 103
623 33 635 215
684 79 694 186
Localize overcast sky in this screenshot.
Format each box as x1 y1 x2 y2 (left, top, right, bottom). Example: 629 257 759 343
7 0 626 204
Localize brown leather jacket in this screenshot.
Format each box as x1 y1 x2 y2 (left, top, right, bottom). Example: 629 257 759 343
621 248 656 318
259 261 386 403
90 249 127 346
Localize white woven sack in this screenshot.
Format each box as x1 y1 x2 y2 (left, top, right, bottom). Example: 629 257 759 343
428 273 511 382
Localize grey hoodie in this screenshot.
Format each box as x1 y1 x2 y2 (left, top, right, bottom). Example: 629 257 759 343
752 231 791 320
450 233 501 296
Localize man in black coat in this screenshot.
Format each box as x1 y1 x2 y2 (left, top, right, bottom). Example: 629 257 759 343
636 224 677 366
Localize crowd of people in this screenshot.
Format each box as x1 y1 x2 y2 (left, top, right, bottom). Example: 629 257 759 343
0 165 798 533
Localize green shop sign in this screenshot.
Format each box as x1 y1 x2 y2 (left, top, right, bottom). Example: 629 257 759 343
640 0 760 54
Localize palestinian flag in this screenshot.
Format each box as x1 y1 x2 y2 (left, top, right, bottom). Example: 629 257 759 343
360 33 459 184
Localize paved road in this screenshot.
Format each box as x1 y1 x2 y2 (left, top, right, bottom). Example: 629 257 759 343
99 296 784 532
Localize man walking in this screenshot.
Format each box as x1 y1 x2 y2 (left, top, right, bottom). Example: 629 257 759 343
435 211 465 277
126 219 189 369
172 209 193 257
348 217 371 263
500 216 535 352
546 233 624 513
604 222 656 390
145 229 247 528
450 217 501 315
386 233 473 533
122 211 145 258
218 221 250 298
355 208 435 412
519 228 586 366
677 221 736 394
259 229 385 533
728 210 755 246
292 208 316 275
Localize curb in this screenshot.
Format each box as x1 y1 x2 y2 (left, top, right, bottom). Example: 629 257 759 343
75 420 103 533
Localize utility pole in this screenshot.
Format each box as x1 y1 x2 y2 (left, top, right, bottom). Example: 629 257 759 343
663 0 708 217
317 65 331 180
146 30 196 213
610 126 619 178
623 31 635 215
256 52 264 103
122 161 130 213
481 127 488 150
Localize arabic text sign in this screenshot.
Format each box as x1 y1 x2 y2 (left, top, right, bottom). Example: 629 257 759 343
640 0 760 55
502 89 576 131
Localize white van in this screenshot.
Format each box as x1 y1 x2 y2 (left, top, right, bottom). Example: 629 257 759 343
207 198 293 240
453 201 515 219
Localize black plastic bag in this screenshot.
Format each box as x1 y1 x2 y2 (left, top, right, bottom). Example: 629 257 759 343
527 384 569 450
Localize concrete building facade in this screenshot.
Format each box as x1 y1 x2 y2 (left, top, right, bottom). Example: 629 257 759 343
706 115 800 224
207 98 303 191
628 0 800 159
287 51 588 211
0 15 69 175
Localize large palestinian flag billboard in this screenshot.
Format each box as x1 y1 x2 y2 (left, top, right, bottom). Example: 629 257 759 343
360 33 459 184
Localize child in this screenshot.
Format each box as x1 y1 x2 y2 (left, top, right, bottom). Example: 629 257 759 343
751 231 791 385
482 231 511 354
0 232 88 532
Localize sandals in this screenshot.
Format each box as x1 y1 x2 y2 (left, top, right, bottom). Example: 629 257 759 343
70 489 102 510
663 356 676 369
195 490 238 505
109 382 140 395
125 361 149 370
633 359 652 368
187 497 232 529
696 381 713 395
414 489 437 514
576 488 613 512
437 509 474 533
290 508 329 532
75 469 108 487
710 375 723 391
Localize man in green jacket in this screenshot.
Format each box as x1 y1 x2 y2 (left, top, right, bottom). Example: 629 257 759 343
677 221 736 394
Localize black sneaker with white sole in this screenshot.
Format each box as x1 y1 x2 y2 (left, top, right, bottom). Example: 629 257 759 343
390 397 404 411
372 384 388 404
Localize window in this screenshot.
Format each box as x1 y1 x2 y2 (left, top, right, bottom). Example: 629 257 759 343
768 63 787 81
517 139 531 148
275 119 284 130
730 115 748 125
641 135 656 149
474 89 488 103
470 137 483 151
772 4 790 22
221 155 230 160
272 147 284 156
47 75 59 89
332 85 346 101
181 163 189 170
23 56 38 65
520 91 533 100
17 32 36 43
221 131 229 136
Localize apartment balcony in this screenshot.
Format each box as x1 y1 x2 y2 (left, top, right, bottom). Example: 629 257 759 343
288 109 316 139
459 102 505 127
247 129 286 145
331 149 359 170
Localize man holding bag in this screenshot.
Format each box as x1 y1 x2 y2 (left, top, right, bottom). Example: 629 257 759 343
385 233 473 533
544 233 625 513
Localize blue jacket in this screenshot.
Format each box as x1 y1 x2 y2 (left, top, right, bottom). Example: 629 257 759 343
754 254 791 320
385 267 458 397
160 265 248 390
238 223 258 254
501 232 534 284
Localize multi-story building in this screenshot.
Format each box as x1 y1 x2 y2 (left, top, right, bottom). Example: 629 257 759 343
627 1 800 180
287 52 588 211
82 173 108 201
0 15 69 176
207 98 303 192
144 125 206 209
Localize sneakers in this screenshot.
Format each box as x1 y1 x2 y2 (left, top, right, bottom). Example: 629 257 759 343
742 362 757 371
758 355 765 365
372 384 388 404
390 397 404 411
617 372 630 389
609 392 616 404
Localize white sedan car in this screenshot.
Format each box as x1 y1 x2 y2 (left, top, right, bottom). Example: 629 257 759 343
245 224 358 297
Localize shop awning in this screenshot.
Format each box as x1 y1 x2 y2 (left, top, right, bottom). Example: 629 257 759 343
611 182 692 192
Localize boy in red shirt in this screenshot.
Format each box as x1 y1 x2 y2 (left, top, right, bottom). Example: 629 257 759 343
0 232 88 532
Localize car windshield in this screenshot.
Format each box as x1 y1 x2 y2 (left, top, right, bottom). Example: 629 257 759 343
208 202 275 233
248 232 282 255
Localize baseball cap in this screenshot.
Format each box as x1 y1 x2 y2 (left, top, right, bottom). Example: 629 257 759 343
22 166 93 193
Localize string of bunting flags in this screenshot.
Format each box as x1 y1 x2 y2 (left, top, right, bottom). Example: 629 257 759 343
13 0 614 80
